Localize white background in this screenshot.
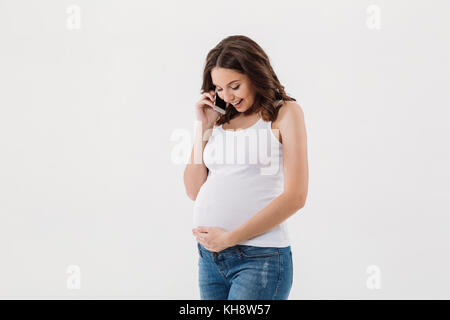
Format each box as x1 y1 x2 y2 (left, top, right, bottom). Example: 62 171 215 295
0 0 449 299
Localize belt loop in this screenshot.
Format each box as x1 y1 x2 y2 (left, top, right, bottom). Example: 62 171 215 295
197 243 203 258
237 246 243 258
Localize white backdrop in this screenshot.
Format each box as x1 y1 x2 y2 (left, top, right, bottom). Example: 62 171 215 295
0 0 449 299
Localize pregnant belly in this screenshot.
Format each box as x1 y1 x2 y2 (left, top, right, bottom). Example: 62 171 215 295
192 176 282 230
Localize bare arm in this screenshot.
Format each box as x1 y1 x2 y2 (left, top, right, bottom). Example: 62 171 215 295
183 122 213 201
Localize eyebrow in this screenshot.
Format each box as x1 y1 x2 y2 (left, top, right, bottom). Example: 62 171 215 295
213 80 240 87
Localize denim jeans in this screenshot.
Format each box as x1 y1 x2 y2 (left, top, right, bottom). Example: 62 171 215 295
197 242 293 300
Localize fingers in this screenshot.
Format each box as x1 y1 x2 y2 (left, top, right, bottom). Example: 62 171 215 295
193 227 213 250
196 226 209 233
207 90 216 102
193 228 208 245
195 235 216 252
196 91 218 114
195 233 206 245
200 97 214 109
202 91 216 103
193 230 206 240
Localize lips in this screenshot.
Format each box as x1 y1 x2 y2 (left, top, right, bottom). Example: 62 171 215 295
231 99 243 107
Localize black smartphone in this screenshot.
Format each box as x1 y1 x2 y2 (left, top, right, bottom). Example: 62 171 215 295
212 90 227 115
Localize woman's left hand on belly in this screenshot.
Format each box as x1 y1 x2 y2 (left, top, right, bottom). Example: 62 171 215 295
192 226 234 252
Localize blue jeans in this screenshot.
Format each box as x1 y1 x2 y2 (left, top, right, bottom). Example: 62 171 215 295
197 242 293 300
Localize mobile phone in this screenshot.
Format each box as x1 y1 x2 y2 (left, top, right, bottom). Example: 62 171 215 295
212 90 227 115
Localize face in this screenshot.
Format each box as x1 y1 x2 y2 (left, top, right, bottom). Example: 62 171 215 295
211 67 256 113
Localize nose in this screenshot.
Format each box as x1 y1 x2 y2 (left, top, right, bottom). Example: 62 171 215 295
222 90 235 104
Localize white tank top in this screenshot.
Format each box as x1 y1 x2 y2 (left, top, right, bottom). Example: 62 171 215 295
192 101 290 247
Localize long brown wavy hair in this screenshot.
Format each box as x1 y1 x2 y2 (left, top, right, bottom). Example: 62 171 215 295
201 35 296 126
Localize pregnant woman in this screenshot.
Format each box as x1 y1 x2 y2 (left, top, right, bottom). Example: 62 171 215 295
184 35 309 300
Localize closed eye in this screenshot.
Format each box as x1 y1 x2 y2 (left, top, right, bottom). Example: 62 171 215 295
216 85 240 92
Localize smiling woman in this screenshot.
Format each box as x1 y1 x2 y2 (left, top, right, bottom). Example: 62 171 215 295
184 35 308 301
202 36 297 126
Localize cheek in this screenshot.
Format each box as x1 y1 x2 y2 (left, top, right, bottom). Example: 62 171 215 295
239 88 249 98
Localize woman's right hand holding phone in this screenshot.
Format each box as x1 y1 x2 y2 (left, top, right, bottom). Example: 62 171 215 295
195 90 220 129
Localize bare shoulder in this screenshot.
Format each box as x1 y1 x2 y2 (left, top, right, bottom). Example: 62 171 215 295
272 101 304 132
271 101 304 144
277 101 303 124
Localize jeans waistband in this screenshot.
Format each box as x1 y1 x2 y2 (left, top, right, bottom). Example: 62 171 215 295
197 242 291 259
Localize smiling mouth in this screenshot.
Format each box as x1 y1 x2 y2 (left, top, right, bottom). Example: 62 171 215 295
231 99 243 107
